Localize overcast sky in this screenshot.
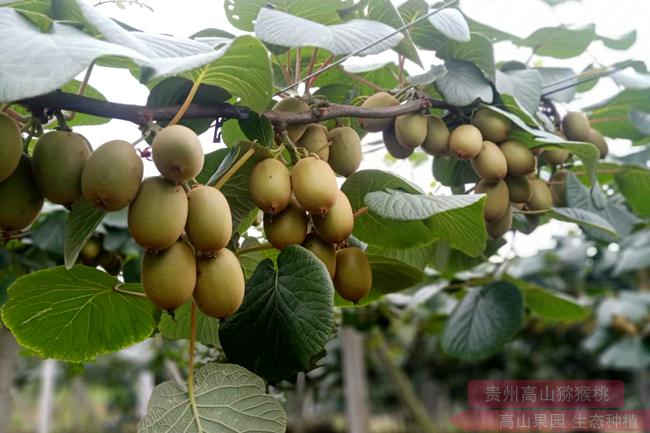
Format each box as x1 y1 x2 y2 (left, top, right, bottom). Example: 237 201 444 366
73 0 649 256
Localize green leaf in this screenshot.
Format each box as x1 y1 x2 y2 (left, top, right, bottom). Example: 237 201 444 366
238 111 274 147
615 168 650 217
0 266 156 362
587 89 650 141
505 276 589 322
441 282 524 360
365 243 436 270
64 198 105 269
205 146 241 187
224 0 345 32
549 207 618 237
254 8 403 56
341 170 437 248
139 363 287 433
31 210 67 254
599 336 650 370
365 189 484 221
428 7 470 42
147 77 230 134
336 255 424 307
406 65 447 85
196 145 270 231
367 0 422 66
158 300 220 348
219 246 335 384
435 58 493 106
535 67 577 102
432 156 479 187
58 79 110 126
181 35 273 113
438 33 495 82
498 69 542 115
598 30 636 50
521 24 596 59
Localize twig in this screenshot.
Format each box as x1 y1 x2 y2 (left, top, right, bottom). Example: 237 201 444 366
169 80 201 125
295 47 301 84
187 300 204 433
214 147 256 189
514 209 550 215
303 48 319 94
113 284 149 299
275 0 461 94
342 70 386 92
353 207 369 218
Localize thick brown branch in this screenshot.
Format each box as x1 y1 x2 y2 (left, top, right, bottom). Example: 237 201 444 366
18 91 452 129
20 91 250 126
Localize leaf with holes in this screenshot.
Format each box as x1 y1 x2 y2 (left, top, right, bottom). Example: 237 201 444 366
0 266 156 362
219 246 335 384
442 281 524 360
139 363 286 433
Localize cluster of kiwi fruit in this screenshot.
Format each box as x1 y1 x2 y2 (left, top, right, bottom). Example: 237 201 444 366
0 113 244 319
354 92 608 239
247 97 374 303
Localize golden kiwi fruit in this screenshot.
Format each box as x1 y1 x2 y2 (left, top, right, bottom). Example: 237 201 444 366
194 249 245 318
394 113 427 149
562 112 591 142
263 199 309 249
421 115 450 156
471 141 507 182
328 126 362 177
449 125 483 159
151 125 204 183
0 154 44 231
141 240 196 310
0 112 22 183
297 124 330 161
249 158 292 214
186 185 232 253
499 140 536 176
527 179 553 211
302 233 336 278
291 157 338 214
312 190 353 244
475 180 510 222
333 247 372 303
359 92 400 132
472 108 511 143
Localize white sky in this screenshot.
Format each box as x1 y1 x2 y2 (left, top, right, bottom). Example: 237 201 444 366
73 0 649 257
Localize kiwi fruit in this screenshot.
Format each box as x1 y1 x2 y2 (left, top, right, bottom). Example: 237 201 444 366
297 124 330 161
328 126 362 177
505 175 532 203
81 140 144 211
141 240 196 310
550 169 569 207
394 113 427 149
302 233 336 278
543 148 570 165
128 176 188 251
0 154 44 231
333 247 372 303
291 157 338 214
383 127 414 159
273 97 310 142
194 249 245 318
421 115 450 156
475 180 510 222
499 140 536 176
80 237 102 266
562 112 591 142
151 125 204 183
0 112 22 183
449 125 482 159
312 190 353 244
263 199 309 249
31 130 91 206
486 204 513 239
186 185 232 253
588 128 608 159
472 108 511 143
471 141 507 182
249 158 291 214
527 179 553 211
359 92 400 132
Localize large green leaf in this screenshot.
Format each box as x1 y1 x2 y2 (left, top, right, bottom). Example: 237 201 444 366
549 207 618 237
158 301 220 348
219 246 334 384
505 276 589 322
254 8 403 56
335 255 425 307
435 58 493 106
432 157 479 187
521 24 596 59
615 168 650 217
363 189 486 256
180 35 273 112
139 363 286 433
0 266 156 362
341 170 437 248
367 0 422 66
64 198 105 269
365 243 436 270
438 33 495 82
224 0 345 32
31 210 67 255
587 89 650 141
428 7 470 42
442 282 523 360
